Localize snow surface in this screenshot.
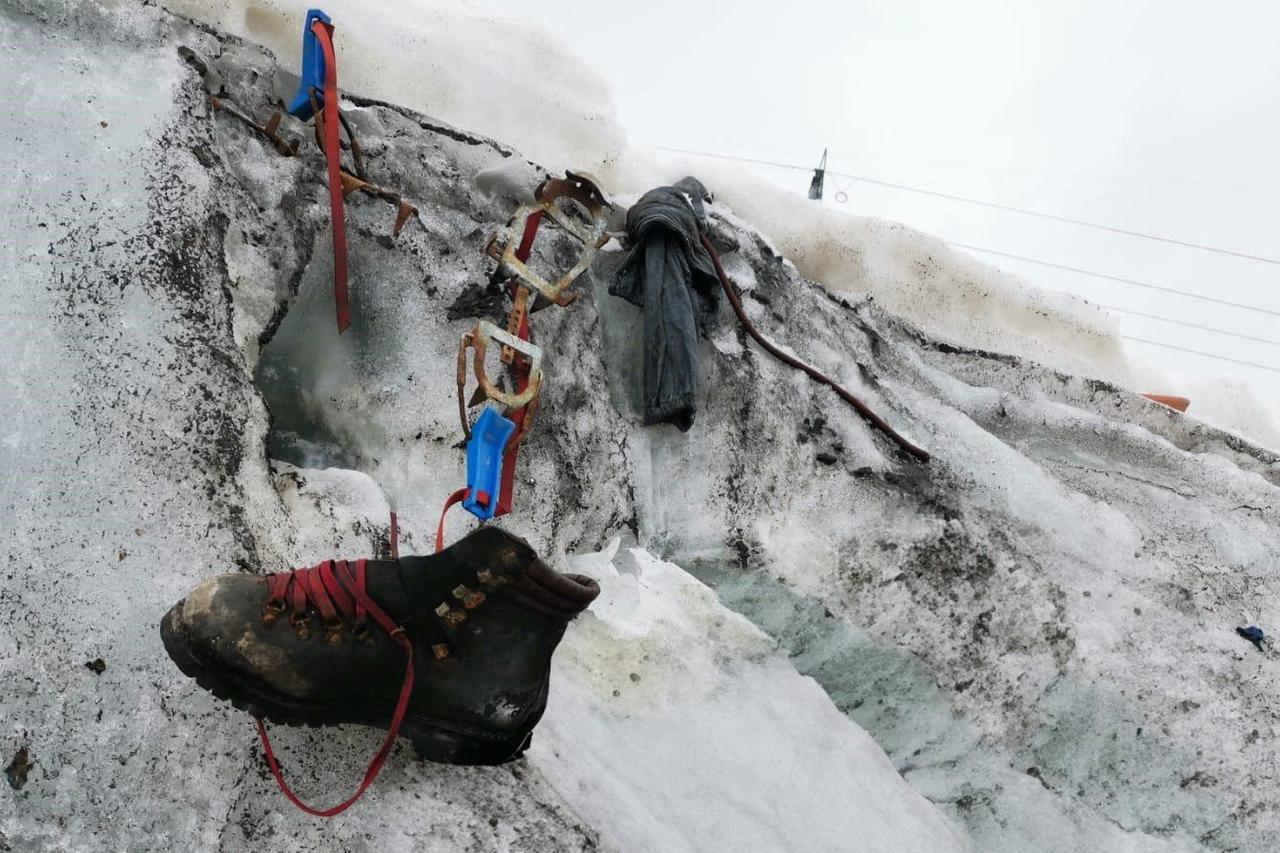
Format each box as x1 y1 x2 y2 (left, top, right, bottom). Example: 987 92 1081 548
5 2 1280 851
1129 356 1280 452
160 0 624 172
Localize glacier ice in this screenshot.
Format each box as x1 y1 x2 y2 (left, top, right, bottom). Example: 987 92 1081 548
532 541 968 852
4 2 1280 851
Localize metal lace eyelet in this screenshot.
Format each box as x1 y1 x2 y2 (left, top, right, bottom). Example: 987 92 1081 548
452 585 486 609
323 619 344 646
435 602 468 628
291 612 312 641
261 598 286 626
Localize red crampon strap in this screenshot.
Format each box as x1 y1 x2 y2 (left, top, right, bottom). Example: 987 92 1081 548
698 232 930 462
495 210 545 517
310 19 351 333
255 559 414 817
435 487 471 553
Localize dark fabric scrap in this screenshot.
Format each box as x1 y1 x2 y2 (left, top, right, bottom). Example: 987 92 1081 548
1237 625 1266 651
611 177 720 431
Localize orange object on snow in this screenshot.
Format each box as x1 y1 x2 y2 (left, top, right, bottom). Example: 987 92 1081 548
1141 394 1191 412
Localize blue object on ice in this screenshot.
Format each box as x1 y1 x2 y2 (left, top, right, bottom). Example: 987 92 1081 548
463 408 516 520
1237 625 1266 650
287 9 333 120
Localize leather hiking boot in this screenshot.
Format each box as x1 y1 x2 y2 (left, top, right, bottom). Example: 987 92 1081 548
160 527 599 786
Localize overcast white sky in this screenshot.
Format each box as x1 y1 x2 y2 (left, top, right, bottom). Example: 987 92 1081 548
487 0 1280 405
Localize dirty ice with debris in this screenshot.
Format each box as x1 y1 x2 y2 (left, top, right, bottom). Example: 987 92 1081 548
3 0 1280 851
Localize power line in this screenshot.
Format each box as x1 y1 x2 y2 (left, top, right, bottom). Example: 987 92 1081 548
843 176 1280 264
1104 305 1280 348
644 134 1280 197
653 144 1280 265
1120 336 1280 374
863 175 1280 216
952 243 1280 319
653 145 805 173
954 244 1280 359
957 244 1280 361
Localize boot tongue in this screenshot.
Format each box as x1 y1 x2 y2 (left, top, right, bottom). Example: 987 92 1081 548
360 559 422 628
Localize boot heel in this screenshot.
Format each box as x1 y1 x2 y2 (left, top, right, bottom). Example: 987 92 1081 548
409 726 533 766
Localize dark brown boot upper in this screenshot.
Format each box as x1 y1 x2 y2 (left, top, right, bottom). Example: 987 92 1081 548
161 527 599 761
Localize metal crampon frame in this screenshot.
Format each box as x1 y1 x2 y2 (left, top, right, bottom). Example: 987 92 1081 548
454 171 611 513
456 321 544 440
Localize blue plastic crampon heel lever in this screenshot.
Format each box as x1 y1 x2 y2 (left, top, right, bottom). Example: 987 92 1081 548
287 9 333 121
463 408 517 520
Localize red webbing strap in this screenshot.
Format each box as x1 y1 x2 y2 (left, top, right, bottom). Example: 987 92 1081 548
255 559 414 817
698 232 931 462
435 487 471 553
495 211 545 517
512 209 544 266
311 19 351 333
388 511 399 560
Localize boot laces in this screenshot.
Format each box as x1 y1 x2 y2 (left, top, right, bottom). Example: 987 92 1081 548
256 558 415 817
265 559 371 642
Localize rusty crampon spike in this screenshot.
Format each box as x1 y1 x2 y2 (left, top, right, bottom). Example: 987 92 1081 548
392 200 416 236
339 171 421 236
259 110 300 156
210 98 299 156
456 329 475 439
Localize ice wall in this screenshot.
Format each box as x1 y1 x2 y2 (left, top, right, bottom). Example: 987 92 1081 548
10 2 1280 849
706 570 1202 853
163 0 1134 390
164 1 1280 446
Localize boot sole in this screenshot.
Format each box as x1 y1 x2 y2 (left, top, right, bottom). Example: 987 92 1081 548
160 605 533 766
